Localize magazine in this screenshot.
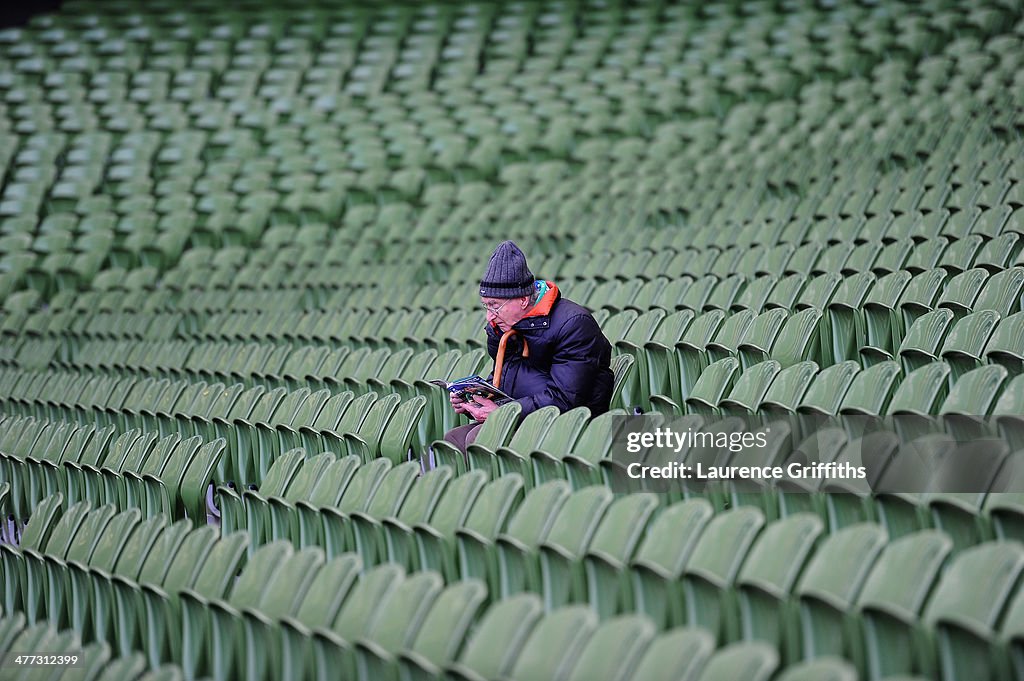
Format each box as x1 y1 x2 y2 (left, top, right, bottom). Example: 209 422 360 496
429 375 515 405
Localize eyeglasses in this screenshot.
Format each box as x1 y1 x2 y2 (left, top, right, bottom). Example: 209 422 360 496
481 299 512 316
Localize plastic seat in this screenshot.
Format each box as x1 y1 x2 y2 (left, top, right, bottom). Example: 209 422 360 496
899 268 948 331
563 614 658 681
939 310 1001 380
412 468 488 580
680 506 766 640
861 271 913 365
793 522 887 662
630 627 716 681
396 579 488 680
436 401 520 475
984 311 1024 374
445 594 544 681
839 361 902 418
719 360 782 415
897 308 956 373
482 404 557 479
922 542 1024 681
314 456 397 558
505 606 598 681
974 266 1024 316
675 310 727 402
735 309 787 370
275 553 362 680
853 530 953 679
706 309 754 364
736 514 824 654
937 267 989 320
529 407 591 486
694 641 779 681
488 477 569 598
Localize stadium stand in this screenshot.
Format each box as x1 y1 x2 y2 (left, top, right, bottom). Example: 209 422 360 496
2 0 1024 679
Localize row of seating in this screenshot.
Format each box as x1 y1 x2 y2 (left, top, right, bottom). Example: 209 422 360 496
0 362 468 482
12 233 1019 323
650 359 1024 424
8 143 1024 307
6 102 1015 242
0 417 217 524
6 143 1015 303
9 197 1023 304
2 352 1022 500
0 607 193 681
0 344 636 461
13 233 1024 312
247 425 1024 537
5 282 1024 414
2 5 1015 303
0 384 428 508
2 7 994 130
6 102 1013 216
4 230 1018 338
5 493 1024 681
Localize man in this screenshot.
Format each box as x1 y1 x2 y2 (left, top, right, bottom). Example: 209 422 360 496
443 240 614 453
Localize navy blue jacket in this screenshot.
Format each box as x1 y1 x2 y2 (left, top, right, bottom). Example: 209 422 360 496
485 282 613 416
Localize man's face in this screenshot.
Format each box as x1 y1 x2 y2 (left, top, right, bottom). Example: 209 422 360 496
481 295 531 331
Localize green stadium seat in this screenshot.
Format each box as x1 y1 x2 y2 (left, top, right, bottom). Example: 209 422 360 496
760 361 819 417
529 406 591 486
673 310 726 402
564 614 658 681
793 522 887 662
453 401 521 475
531 483 615 608
110 517 192 656
694 641 779 681
839 361 902 419
922 542 1024 681
736 513 824 654
493 478 570 599
681 506 765 640
202 540 294 680
445 593 544 681
736 309 787 370
853 530 953 679
505 605 598 681
355 571 446 681
341 459 423 563
138 525 223 668
413 468 488 579
643 309 695 398
706 309 755 364
887 361 952 424
720 360 781 415
899 268 949 331
493 405 561 481
225 447 305 548
44 502 116 626
630 626 716 681
686 357 740 416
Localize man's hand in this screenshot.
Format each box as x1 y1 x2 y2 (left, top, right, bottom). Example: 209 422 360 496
463 395 499 422
450 392 470 415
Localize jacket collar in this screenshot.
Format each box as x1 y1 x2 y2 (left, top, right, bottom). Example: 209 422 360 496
486 281 560 332
521 281 558 319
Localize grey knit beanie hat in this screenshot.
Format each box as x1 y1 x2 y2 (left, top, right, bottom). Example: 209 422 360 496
479 240 535 298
